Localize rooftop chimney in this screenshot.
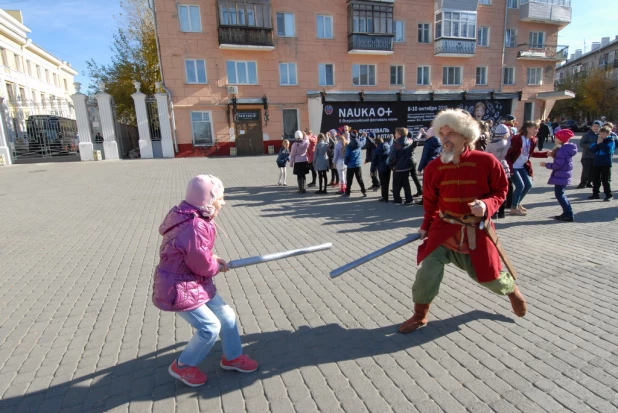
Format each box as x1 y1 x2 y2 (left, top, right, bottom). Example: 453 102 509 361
601 37 610 48
575 49 582 58
591 42 601 51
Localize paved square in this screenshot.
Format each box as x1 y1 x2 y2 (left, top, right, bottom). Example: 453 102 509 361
1 144 617 413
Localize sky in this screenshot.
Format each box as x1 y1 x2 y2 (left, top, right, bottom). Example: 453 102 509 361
3 0 614 90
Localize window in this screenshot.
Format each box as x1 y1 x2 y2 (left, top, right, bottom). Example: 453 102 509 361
226 60 258 84
418 23 430 43
0 48 5 66
352 64 376 86
14 54 21 71
505 29 516 48
178 5 201 32
5 82 15 101
31 90 36 102
319 64 334 86
317 15 333 39
476 67 488 85
507 0 518 8
53 73 58 86
479 0 491 4
478 27 489 47
276 12 295 37
40 93 46 107
45 69 50 83
36 65 41 79
26 60 32 76
503 67 515 85
390 65 404 85
527 67 542 85
218 0 272 28
351 3 393 34
185 59 207 84
18 87 25 101
417 66 430 85
64 79 68 91
191 112 214 146
442 66 462 85
283 109 299 139
279 63 297 86
435 11 477 39
393 21 404 42
529 31 545 48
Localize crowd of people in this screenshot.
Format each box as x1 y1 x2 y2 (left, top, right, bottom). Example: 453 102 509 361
276 114 616 222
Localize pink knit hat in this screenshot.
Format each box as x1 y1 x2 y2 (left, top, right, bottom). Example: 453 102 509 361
555 129 574 143
185 175 224 217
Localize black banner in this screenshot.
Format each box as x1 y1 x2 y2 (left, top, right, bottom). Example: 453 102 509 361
235 110 260 123
320 99 512 137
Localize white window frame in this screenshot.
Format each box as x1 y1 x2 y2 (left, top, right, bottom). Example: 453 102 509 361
390 65 404 86
476 66 488 85
226 60 258 85
191 111 215 147
527 67 542 85
505 29 517 48
276 12 295 37
393 21 404 43
418 23 431 44
477 27 490 47
185 59 207 84
529 31 545 49
435 11 477 40
178 5 202 33
442 66 462 86
503 67 515 85
279 62 298 86
318 63 335 86
417 66 431 86
316 15 333 39
352 64 377 86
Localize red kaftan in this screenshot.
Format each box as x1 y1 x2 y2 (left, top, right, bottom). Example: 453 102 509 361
417 149 508 283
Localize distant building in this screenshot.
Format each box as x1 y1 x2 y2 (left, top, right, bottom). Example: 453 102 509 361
556 35 618 86
154 0 574 157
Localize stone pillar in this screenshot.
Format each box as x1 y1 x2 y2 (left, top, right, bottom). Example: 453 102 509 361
70 83 94 161
155 84 175 158
0 98 11 165
95 82 120 160
131 81 153 159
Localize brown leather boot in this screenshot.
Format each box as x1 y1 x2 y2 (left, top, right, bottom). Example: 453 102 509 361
508 285 527 317
398 304 430 334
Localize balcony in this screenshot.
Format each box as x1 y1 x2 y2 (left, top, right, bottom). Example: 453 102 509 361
434 39 476 57
519 0 571 26
218 26 274 51
347 34 394 55
517 44 569 61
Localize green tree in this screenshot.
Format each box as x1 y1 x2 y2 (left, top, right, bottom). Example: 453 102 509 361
86 0 160 124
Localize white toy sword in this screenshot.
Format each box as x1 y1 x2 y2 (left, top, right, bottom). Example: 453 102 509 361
223 243 333 270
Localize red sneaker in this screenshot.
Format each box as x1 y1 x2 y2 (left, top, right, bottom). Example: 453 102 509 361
220 354 258 373
168 359 207 387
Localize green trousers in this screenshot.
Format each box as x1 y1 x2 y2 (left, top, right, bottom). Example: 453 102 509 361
413 246 516 304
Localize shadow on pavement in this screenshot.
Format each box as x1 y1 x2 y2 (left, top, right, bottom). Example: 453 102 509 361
0 311 513 412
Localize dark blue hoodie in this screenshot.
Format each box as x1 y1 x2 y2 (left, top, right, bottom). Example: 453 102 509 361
387 136 414 172
418 136 442 172
344 133 366 168
590 134 616 167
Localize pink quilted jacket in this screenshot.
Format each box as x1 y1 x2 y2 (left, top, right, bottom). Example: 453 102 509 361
152 201 220 312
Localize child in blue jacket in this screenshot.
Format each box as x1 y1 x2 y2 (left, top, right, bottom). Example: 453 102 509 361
343 132 367 197
588 126 615 201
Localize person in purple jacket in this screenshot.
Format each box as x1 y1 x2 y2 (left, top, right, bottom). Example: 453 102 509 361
153 175 258 387
540 129 577 222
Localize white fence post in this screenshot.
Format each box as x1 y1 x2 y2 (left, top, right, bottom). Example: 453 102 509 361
0 97 11 165
155 84 175 158
131 81 153 159
70 83 94 161
95 82 120 160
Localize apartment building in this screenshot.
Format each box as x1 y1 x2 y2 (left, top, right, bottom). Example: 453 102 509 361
153 0 573 156
556 35 618 85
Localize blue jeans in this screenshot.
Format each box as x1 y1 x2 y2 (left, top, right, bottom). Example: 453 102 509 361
177 294 242 366
512 168 533 207
554 185 573 218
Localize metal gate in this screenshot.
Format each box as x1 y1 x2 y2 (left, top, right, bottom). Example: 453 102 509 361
3 97 79 163
146 96 162 158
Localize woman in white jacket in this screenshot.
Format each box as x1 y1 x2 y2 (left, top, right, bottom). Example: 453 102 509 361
332 134 348 194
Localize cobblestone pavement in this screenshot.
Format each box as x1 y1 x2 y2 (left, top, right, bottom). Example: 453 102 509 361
1 141 617 413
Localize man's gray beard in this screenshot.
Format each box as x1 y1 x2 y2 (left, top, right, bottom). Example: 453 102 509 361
440 150 455 164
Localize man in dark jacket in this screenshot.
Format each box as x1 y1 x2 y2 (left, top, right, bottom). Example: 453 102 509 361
387 127 414 205
372 137 392 202
537 120 551 151
417 128 442 173
578 121 602 188
344 132 367 197
364 132 380 190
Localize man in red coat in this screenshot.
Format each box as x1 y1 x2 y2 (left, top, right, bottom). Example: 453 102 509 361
305 128 318 187
399 109 527 334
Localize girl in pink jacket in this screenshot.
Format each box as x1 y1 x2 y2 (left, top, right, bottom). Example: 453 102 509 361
153 175 257 387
